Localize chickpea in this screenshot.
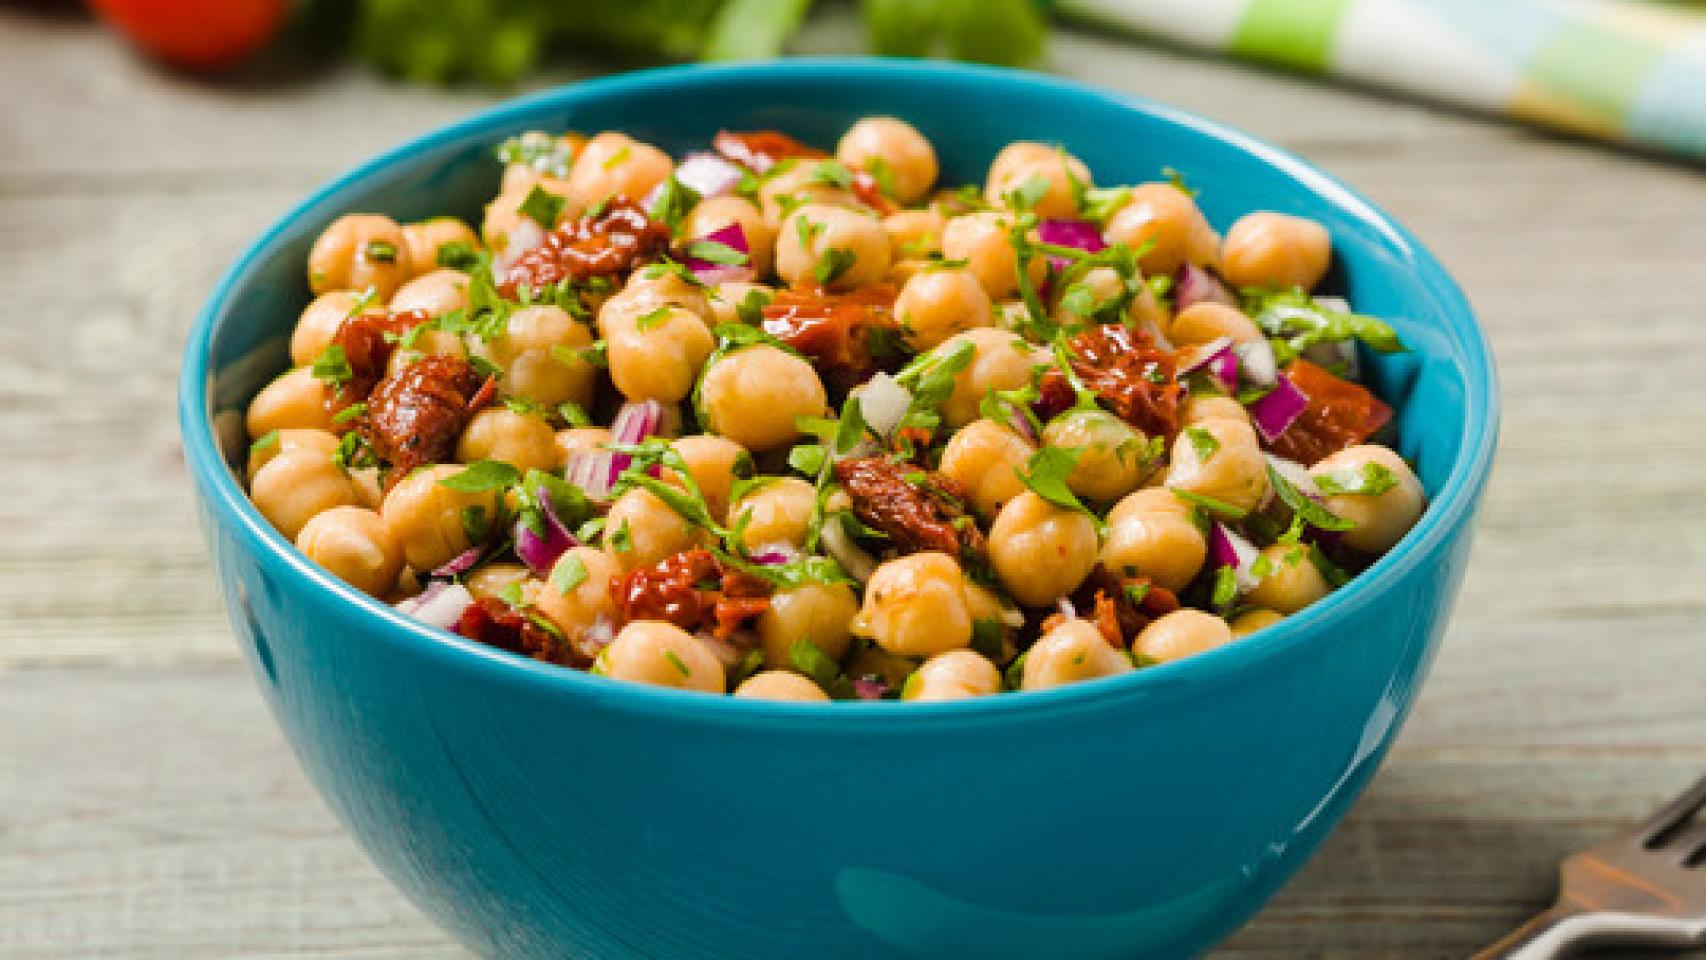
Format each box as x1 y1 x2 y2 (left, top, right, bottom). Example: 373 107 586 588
290 291 360 367
1310 444 1425 554
464 562 531 602
1166 418 1269 514
456 407 560 473
565 132 673 209
938 418 1035 520
251 447 361 541
987 491 1100 608
706 282 773 327
598 270 711 337
246 367 333 438
667 435 748 525
735 670 830 702
1230 608 1285 638
853 552 974 657
1168 302 1262 347
1180 394 1248 427
604 487 703 571
1133 609 1234 664
295 506 404 597
1102 183 1219 277
1043 408 1157 503
1220 212 1332 292
756 580 860 668
892 268 993 351
555 426 611 466
837 116 939 204
985 142 1092 219
757 159 864 223
729 477 816 552
776 204 892 292
473 304 597 411
1099 488 1207 592
904 650 1000 702
308 213 411 299
597 620 725 694
606 305 714 403
246 427 337 486
940 212 1044 300
384 326 467 377
1245 543 1329 614
531 546 622 643
698 345 828 453
400 218 479 279
682 195 776 276
883 207 945 260
1022 619 1133 691
933 329 1039 429
389 268 469 319
381 463 502 571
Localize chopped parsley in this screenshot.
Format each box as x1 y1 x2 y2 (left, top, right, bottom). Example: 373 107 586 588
1162 166 1199 198
249 430 280 458
648 175 700 231
635 306 671 332
439 459 521 493
1266 463 1355 531
602 145 631 171
495 132 575 177
518 185 566 228
684 238 748 266
814 247 858 286
1183 425 1221 462
1015 445 1099 524
309 344 352 387
364 239 398 264
789 637 852 698
1313 461 1400 497
1245 288 1406 355
460 505 491 543
1210 565 1240 608
970 618 1007 663
435 240 479 271
332 402 367 425
1170 488 1249 521
806 159 854 189
663 648 692 678
1004 173 1052 213
608 518 634 553
556 400 591 429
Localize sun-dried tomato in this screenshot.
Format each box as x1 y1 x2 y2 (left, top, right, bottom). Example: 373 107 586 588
611 549 771 641
498 196 669 296
835 457 984 560
1269 359 1394 465
1040 323 1184 441
713 129 827 173
1039 570 1179 648
325 308 430 413
359 355 486 483
454 596 589 667
761 285 897 390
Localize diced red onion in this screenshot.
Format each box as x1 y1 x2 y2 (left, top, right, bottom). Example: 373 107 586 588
1208 522 1261 593
821 517 876 584
682 222 753 286
564 450 616 501
514 484 578 577
673 152 746 199
1036 218 1106 273
1247 373 1311 442
601 399 667 491
854 372 912 440
1005 408 1039 445
853 675 891 701
430 545 484 579
747 545 799 566
1177 336 1237 391
1174 263 1236 311
1234 339 1279 388
397 582 474 630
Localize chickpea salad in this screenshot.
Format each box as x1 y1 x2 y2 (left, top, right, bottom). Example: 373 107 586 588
243 117 1424 703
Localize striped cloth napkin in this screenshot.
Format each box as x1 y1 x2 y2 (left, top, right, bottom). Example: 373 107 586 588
1057 0 1706 161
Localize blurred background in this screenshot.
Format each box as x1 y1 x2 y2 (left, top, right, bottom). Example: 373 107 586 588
2 1 1704 957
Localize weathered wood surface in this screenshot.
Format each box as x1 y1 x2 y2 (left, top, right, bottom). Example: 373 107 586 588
1 3 1702 957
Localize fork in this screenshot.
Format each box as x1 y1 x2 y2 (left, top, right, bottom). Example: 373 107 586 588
1472 773 1706 958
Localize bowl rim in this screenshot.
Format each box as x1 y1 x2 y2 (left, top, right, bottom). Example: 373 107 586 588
179 57 1499 727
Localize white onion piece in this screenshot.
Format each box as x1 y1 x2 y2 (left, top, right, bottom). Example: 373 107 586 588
492 219 546 279
674 153 746 199
1234 339 1279 387
1175 337 1234 378
1209 523 1262 593
1057 597 1078 621
565 450 616 501
400 583 474 630
821 517 876 584
854 372 913 439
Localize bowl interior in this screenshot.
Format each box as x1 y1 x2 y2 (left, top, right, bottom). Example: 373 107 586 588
188 59 1495 709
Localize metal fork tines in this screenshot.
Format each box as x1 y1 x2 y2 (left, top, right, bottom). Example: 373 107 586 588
1473 773 1706 959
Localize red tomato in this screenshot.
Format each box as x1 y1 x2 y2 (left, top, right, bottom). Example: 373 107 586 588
88 0 287 71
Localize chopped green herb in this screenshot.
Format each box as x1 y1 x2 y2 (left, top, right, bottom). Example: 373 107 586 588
439 459 521 493
788 443 828 475
310 344 353 387
1266 464 1355 531
970 618 1006 662
684 239 748 266
1210 565 1240 607
1183 425 1221 461
518 185 566 228
1080 186 1131 225
1309 542 1352 587
788 637 850 698
435 240 479 271
1312 461 1400 497
635 305 671 332
1170 488 1249 521
1016 446 1097 522
1004 173 1052 213
608 518 634 553
364 239 398 264
556 400 591 428
602 145 631 171
813 247 857 286
648 175 700 231
460 505 491 543
332 402 368 425
865 156 898 198
663 648 692 678
807 159 854 189
1162 166 1199 198
1245 288 1406 355
496 132 574 177
735 287 772 325
1123 581 1150 607
249 430 280 457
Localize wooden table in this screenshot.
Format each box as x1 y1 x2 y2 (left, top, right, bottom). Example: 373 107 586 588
3 5 1703 958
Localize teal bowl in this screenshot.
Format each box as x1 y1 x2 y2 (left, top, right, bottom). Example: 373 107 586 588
180 59 1498 959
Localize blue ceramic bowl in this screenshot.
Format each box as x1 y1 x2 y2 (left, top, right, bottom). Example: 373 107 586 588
181 60 1497 959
